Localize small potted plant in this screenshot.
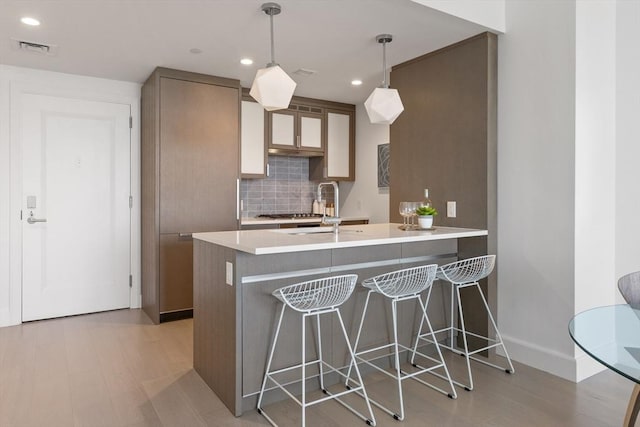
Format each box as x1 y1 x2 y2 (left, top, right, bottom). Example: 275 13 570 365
415 205 437 229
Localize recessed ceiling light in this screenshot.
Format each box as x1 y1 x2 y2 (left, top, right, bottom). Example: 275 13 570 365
351 79 363 86
189 48 202 54
20 17 40 26
240 58 254 65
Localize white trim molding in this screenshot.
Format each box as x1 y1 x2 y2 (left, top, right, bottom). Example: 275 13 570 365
499 333 605 382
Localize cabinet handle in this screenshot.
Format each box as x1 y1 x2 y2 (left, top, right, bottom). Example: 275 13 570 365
297 135 300 148
236 178 240 221
178 233 192 240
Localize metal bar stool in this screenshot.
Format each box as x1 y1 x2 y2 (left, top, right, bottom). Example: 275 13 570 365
345 265 456 422
257 274 376 427
411 255 514 391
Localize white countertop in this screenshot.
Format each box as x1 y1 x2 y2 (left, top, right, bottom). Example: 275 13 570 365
194 223 487 255
241 216 370 226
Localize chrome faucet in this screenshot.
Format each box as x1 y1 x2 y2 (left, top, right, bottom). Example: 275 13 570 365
317 181 340 233
317 181 339 217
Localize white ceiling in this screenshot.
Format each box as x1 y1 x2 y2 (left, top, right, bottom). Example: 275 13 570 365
0 0 488 104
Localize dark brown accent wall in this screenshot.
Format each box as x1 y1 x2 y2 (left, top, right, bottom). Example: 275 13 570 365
390 32 498 350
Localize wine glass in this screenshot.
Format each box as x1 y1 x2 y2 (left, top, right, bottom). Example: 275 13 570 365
409 201 421 229
399 202 414 230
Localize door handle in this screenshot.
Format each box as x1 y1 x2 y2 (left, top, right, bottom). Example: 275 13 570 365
27 216 47 224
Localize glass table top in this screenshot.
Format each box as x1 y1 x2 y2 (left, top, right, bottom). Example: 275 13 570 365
569 304 640 384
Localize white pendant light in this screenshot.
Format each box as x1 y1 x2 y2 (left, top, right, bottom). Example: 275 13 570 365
364 34 404 125
250 3 296 111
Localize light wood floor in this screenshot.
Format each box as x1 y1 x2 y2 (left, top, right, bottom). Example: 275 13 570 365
0 308 631 427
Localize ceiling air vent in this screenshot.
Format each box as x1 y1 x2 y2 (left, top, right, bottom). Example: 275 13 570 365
293 68 317 77
11 38 59 56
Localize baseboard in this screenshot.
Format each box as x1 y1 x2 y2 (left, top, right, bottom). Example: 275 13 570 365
498 334 604 382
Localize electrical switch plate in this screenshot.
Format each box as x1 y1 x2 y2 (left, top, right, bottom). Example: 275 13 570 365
225 261 233 286
447 201 457 218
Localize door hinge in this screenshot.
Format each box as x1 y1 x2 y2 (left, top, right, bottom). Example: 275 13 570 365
129 195 133 208
129 116 133 129
129 274 133 288
20 210 23 220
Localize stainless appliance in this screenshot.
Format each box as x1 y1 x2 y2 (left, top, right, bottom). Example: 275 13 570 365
257 213 323 220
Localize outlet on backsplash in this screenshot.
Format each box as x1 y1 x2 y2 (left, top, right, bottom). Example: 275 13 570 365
240 155 334 218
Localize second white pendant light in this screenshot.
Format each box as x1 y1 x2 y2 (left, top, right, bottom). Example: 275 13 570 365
250 2 296 111
364 34 404 125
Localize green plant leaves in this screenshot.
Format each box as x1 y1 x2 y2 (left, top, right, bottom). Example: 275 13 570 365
416 206 437 216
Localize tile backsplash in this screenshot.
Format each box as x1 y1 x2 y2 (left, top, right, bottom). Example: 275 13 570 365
240 155 334 218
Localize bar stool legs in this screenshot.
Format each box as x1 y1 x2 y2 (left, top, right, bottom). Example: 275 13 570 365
411 255 515 392
257 275 376 427
345 265 457 421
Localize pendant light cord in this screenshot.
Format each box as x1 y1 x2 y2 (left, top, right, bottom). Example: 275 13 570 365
269 11 276 67
382 40 388 88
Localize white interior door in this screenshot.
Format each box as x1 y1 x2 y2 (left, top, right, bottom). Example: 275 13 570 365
21 94 131 322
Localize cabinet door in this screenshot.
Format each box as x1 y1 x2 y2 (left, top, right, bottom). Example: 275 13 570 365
159 233 193 313
298 112 323 152
241 100 266 177
326 110 354 180
159 77 239 234
268 110 296 149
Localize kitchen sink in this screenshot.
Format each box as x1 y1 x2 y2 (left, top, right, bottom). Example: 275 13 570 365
270 227 335 235
270 227 363 235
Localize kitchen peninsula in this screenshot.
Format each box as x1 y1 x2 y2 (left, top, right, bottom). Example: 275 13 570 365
192 223 487 416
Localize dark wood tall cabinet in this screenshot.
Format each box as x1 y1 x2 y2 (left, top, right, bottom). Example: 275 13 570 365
142 67 240 323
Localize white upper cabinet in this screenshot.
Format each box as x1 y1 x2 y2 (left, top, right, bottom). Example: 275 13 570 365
267 106 324 155
309 108 355 182
298 113 323 151
270 111 296 148
241 100 266 177
326 111 352 179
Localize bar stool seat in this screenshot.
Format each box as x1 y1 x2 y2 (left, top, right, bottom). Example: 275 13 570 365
411 255 514 392
346 265 456 422
257 274 376 427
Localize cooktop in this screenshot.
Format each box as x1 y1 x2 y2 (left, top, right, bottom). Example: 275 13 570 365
257 213 323 219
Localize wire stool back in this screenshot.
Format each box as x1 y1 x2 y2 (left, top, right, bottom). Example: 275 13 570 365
362 264 438 298
259 273 377 426
272 274 358 313
437 255 496 285
415 253 514 392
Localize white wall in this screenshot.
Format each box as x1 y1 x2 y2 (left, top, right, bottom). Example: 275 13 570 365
0 69 11 327
615 1 640 285
498 0 637 382
574 1 617 314
497 0 578 380
340 104 390 224
0 65 141 327
412 0 505 33
573 0 617 380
